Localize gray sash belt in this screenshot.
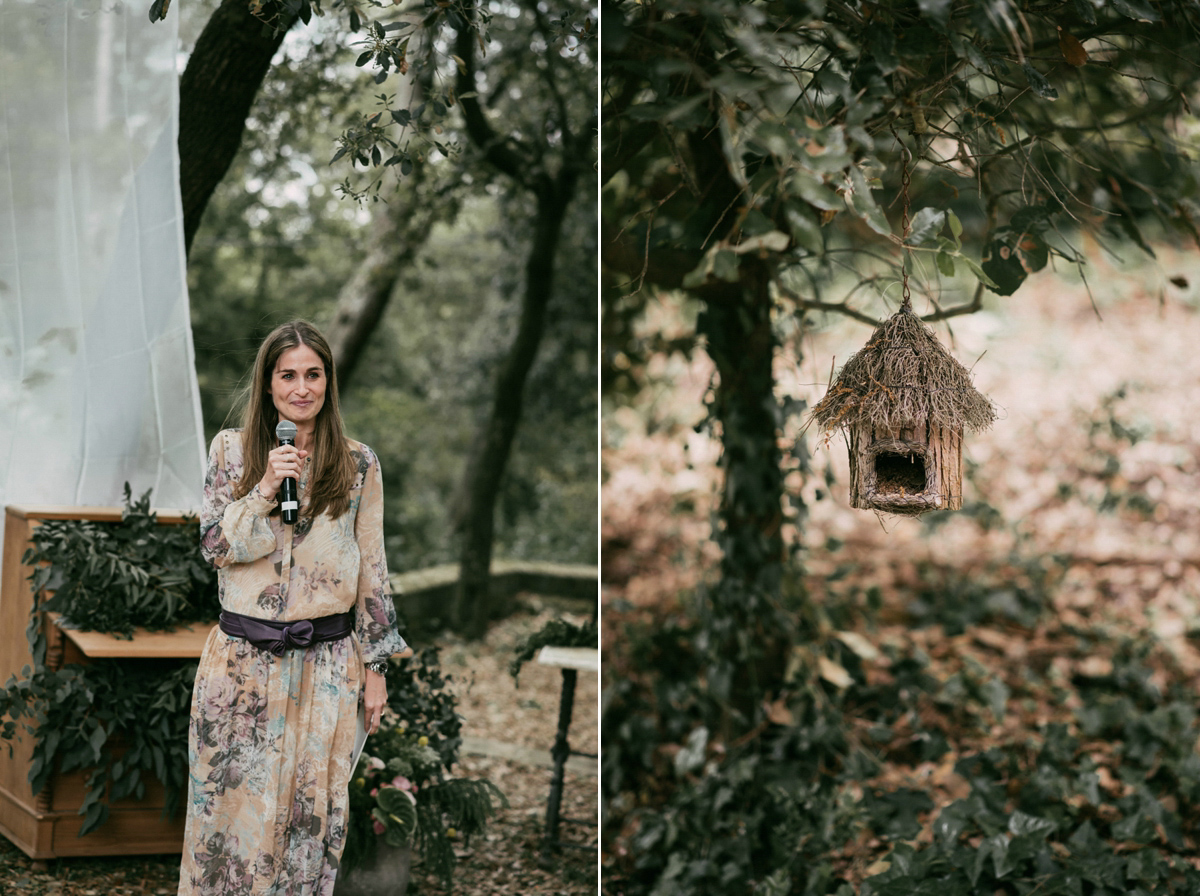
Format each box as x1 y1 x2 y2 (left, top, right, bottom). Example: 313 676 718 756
219 609 354 656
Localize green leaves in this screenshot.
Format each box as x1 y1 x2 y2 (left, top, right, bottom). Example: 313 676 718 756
980 225 1050 296
509 616 596 684
903 207 999 291
23 486 217 638
1021 61 1059 100
674 726 708 777
342 648 501 883
374 787 419 847
2 659 196 835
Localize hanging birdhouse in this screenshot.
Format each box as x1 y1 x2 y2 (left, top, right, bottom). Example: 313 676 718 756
811 307 996 516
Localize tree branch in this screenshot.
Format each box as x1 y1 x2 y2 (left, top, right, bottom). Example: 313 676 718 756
455 16 530 184
778 278 987 327
921 281 986 322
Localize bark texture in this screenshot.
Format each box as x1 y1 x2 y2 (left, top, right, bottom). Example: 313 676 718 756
178 1 295 257
449 14 592 639
452 187 569 638
327 189 448 390
699 260 786 584
327 218 404 390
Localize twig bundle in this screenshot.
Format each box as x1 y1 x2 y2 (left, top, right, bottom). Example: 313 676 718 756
812 308 996 434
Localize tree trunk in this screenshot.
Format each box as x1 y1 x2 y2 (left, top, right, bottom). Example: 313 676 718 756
324 58 451 389
694 257 791 731
700 262 785 586
326 212 404 389
178 1 295 257
452 181 573 638
327 192 447 390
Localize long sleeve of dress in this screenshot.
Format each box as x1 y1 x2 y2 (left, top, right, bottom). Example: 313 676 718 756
200 430 278 569
353 445 407 663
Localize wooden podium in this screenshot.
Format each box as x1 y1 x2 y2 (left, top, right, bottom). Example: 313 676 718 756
0 505 210 860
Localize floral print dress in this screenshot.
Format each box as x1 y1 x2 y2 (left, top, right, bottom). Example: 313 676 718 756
178 429 407 896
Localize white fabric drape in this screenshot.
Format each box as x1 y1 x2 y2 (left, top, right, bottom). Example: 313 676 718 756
0 0 205 558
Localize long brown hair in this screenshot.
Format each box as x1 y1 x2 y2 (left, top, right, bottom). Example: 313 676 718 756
231 320 357 520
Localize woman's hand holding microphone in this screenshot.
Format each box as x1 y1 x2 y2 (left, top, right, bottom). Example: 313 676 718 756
258 443 308 496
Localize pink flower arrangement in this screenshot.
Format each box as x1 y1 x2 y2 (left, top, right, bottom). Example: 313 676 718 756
391 775 417 793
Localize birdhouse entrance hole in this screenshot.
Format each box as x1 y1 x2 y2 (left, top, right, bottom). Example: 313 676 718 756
874 450 927 495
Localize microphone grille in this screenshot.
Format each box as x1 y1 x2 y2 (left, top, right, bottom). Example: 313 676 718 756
275 420 298 441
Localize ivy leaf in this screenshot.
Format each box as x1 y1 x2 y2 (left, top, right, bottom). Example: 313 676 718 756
980 228 1048 295
979 676 1009 720
674 726 708 777
1021 62 1058 100
907 208 946 246
975 832 1014 881
916 0 952 29
933 804 967 845
1110 0 1159 21
1008 810 1056 838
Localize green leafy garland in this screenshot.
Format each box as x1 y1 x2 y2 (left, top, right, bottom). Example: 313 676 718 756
509 616 597 685
0 486 210 835
0 660 196 834
23 484 218 638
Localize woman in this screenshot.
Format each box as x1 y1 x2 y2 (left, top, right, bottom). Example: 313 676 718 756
179 320 410 896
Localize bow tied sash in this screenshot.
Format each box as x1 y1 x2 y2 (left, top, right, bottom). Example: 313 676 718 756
219 610 354 656
279 619 314 652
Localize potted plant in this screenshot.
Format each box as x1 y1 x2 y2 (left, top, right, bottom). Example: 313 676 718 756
335 648 506 895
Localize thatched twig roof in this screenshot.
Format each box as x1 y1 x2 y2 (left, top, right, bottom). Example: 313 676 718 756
811 308 996 434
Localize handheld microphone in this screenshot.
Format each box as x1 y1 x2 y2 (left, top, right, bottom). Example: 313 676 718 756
275 419 299 525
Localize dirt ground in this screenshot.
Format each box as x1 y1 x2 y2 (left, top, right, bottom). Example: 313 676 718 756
0 598 598 896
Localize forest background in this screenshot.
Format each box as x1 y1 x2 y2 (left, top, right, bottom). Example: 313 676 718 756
177 0 598 620
601 1 1200 893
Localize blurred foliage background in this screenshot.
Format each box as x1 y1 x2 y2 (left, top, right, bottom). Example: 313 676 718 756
180 4 597 575
601 0 1200 891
